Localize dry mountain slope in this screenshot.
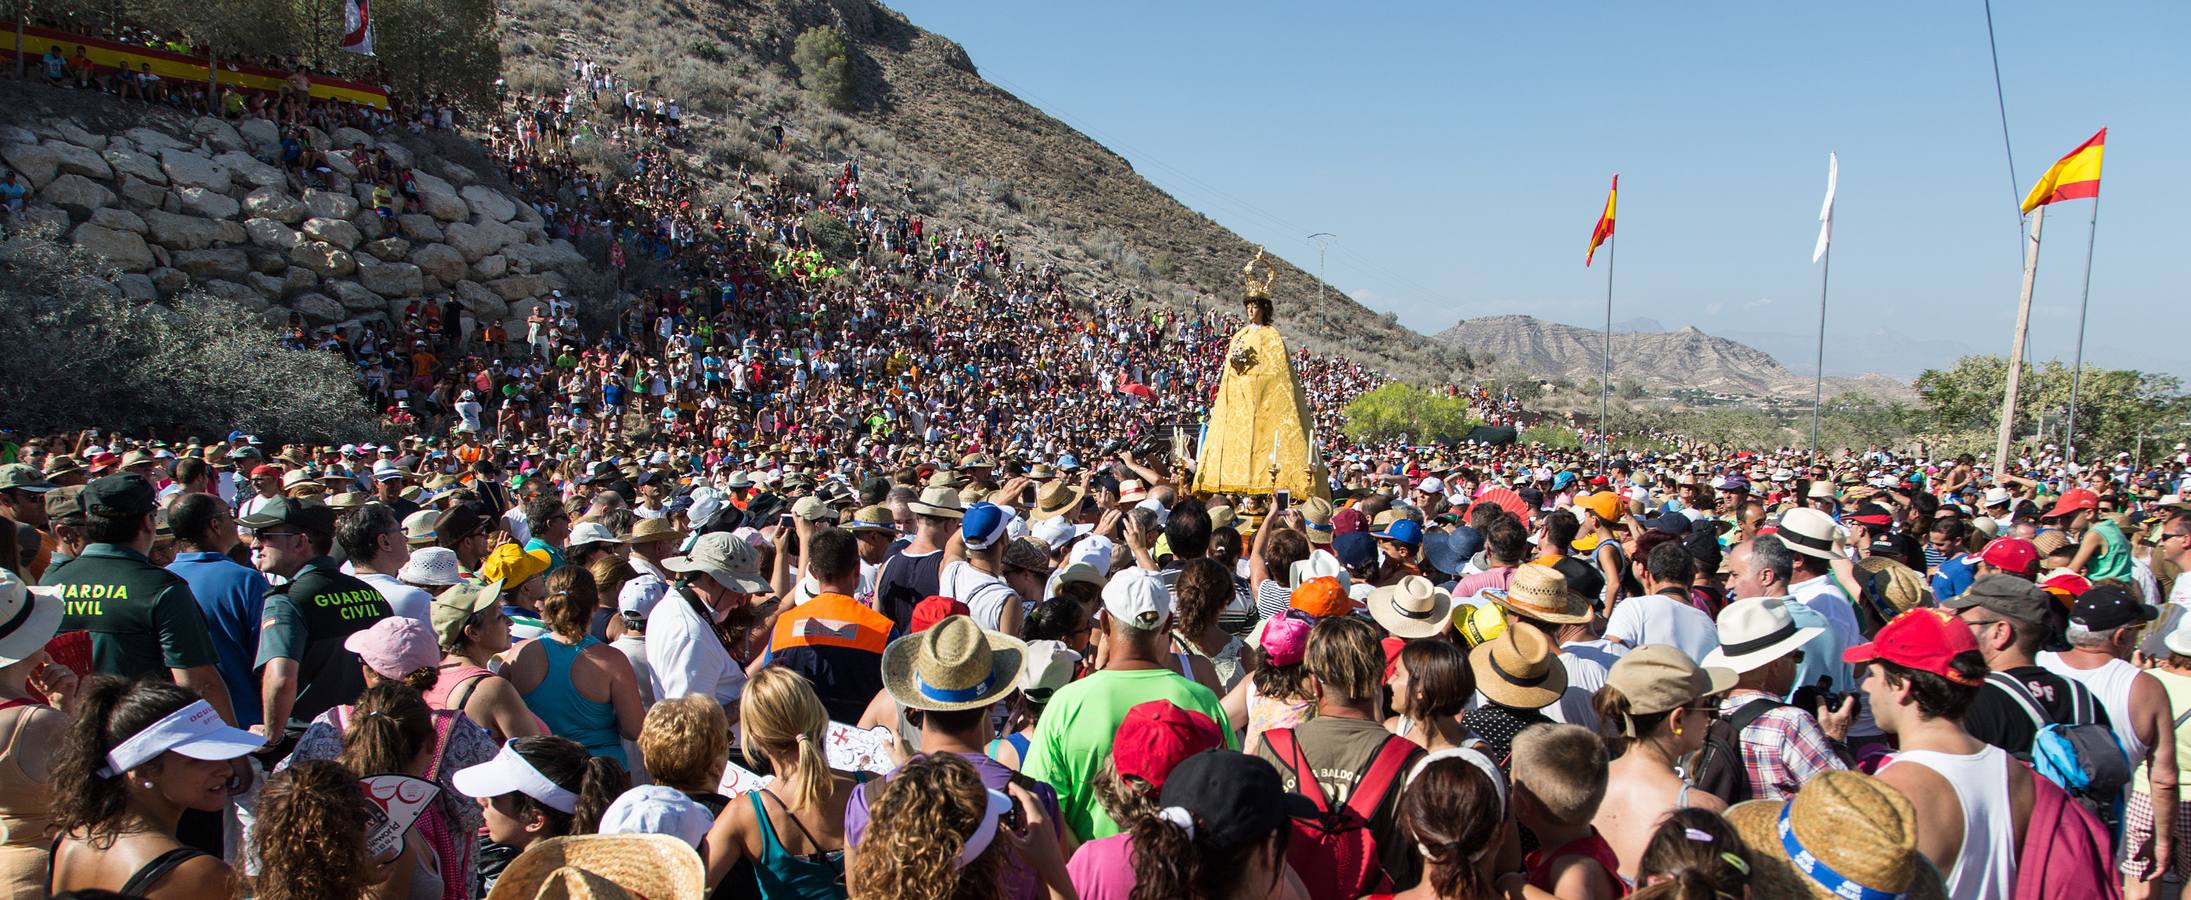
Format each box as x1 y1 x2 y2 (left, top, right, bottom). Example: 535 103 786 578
1439 315 1909 399
498 0 1460 382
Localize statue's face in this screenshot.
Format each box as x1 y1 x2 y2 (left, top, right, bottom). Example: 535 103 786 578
1246 300 1272 326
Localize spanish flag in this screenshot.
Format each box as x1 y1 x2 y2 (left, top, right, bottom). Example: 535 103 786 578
1586 175 1617 267
2020 129 2105 214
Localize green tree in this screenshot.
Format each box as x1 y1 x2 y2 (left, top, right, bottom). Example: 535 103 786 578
791 26 854 111
1913 355 2190 456
803 211 858 260
1342 383 1478 445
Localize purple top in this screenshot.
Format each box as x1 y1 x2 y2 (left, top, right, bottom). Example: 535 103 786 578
844 752 1063 900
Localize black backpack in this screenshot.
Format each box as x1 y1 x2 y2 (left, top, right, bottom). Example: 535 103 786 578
1689 698 1786 804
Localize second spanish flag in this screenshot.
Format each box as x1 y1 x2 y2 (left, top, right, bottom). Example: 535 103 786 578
2021 129 2105 214
1587 175 1617 267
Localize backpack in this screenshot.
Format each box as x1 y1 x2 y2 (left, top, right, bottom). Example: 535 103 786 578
1689 697 1787 804
1986 672 2131 833
1263 727 1416 900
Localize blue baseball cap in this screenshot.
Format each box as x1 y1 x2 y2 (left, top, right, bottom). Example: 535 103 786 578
1373 518 1424 547
962 502 1010 551
1332 532 1378 571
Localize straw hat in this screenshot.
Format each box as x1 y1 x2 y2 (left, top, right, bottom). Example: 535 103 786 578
484 834 705 900
1028 480 1084 520
1485 564 1591 625
1725 771 1949 900
624 517 685 546
880 615 1027 712
1702 596 1825 674
1367 576 1453 640
1470 620 1567 710
907 485 966 519
326 491 372 509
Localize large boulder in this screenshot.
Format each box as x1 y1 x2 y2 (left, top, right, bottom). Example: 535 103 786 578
362 237 411 262
114 273 158 301
459 184 517 223
142 210 226 249
242 188 307 225
101 147 166 185
433 160 478 186
200 279 270 312
502 241 589 274
245 247 288 274
454 279 509 322
213 151 285 189
91 208 147 234
301 217 362 251
17 204 70 235
116 176 166 208
71 223 155 271
51 121 106 152
171 248 251 282
39 174 116 219
177 186 241 220
159 150 233 194
331 127 375 150
396 214 444 242
380 142 414 169
302 189 359 222
213 220 248 245
149 266 188 295
444 220 519 262
332 280 382 311
281 267 318 296
409 171 467 222
189 117 246 152
358 260 424 297
245 218 303 250
239 118 280 155
125 127 189 155
471 254 508 280
291 293 345 324
1 143 61 189
352 211 385 242
48 142 113 181
289 241 356 277
247 272 286 297
486 274 548 301
409 243 467 284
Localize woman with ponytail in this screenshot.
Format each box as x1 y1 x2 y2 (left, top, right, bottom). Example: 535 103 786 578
505 567 645 767
451 735 629 894
702 666 859 898
1590 646 1732 885
1370 751 1511 899
1627 809 1751 900
1123 749 1302 900
1068 700 1225 900
251 759 379 900
49 676 255 898
846 752 1070 900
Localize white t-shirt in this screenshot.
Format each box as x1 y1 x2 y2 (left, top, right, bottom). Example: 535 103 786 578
357 572 433 624
1605 591 1720 663
645 586 745 706
939 560 1022 631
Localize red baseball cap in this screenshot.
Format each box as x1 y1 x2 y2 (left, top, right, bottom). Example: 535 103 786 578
250 464 282 478
1843 607 1982 685
2045 488 2100 520
908 596 969 634
1332 507 1367 535
1978 537 2039 576
1112 700 1222 793
2039 570 2092 602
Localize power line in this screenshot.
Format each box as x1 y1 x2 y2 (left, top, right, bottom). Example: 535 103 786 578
1981 0 2024 245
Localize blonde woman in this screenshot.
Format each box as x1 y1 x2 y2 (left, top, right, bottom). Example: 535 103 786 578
702 667 863 898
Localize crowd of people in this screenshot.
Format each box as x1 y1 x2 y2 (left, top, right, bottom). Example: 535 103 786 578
9 24 2191 900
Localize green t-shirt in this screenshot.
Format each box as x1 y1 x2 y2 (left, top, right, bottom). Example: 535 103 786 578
1022 666 1236 841
2089 518 2134 584
50 544 218 679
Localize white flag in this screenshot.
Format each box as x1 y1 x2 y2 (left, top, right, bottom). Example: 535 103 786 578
340 0 374 55
1813 152 1837 263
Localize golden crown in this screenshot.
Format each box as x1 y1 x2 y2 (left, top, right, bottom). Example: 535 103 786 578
1243 248 1278 300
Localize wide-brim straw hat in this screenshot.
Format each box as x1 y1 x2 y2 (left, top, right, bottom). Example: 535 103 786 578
881 614 1026 712
1486 563 1591 625
1470 620 1567 710
624 517 686 546
484 834 705 900
1368 575 1454 640
1725 771 1949 900
1702 596 1826 674
1029 480 1084 520
908 484 966 519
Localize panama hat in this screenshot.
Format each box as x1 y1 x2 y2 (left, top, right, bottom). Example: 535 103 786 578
1725 771 1949 900
1470 620 1567 710
907 485 966 519
484 834 705 900
1028 480 1085 520
0 569 64 666
1701 595 1825 674
398 547 463 587
624 517 685 546
1485 564 1591 625
566 521 626 554
1776 508 1844 561
881 615 1027 712
1368 576 1454 640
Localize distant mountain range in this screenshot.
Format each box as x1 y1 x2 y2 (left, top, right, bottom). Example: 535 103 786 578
1436 315 1910 399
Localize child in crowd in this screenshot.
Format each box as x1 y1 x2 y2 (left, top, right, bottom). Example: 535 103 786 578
1511 724 1626 899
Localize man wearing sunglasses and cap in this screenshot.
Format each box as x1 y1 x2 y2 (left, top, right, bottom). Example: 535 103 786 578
49 474 236 725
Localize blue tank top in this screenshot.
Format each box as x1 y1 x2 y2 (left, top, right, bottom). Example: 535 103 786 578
747 789 848 899
520 635 625 765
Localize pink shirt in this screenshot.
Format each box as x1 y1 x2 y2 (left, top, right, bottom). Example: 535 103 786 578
1066 834 1138 900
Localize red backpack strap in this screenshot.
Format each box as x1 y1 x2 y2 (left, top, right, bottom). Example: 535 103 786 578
1263 727 1331 809
1344 737 1420 821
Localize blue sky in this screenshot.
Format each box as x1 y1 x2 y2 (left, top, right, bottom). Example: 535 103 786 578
885 1 2189 380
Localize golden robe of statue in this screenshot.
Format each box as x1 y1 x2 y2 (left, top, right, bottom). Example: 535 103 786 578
1192 321 1329 499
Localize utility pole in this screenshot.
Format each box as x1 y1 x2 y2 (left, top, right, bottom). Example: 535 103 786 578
1994 207 2044 477
1307 233 1335 305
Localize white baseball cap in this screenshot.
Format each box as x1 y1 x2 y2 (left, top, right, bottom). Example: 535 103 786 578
1101 567 1172 631
598 785 715 848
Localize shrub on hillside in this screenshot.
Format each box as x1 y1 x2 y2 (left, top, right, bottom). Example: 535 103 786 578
791 26 855 111
0 228 379 441
803 211 858 260
1343 383 1477 445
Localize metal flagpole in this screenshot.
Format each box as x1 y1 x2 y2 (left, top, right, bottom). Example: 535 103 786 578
1994 206 2045 476
1812 243 1831 453
2064 193 2102 461
1601 233 1615 472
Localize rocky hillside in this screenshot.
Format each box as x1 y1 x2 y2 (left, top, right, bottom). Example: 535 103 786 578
495 0 1459 382
1 83 588 340
1438 315 1908 399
